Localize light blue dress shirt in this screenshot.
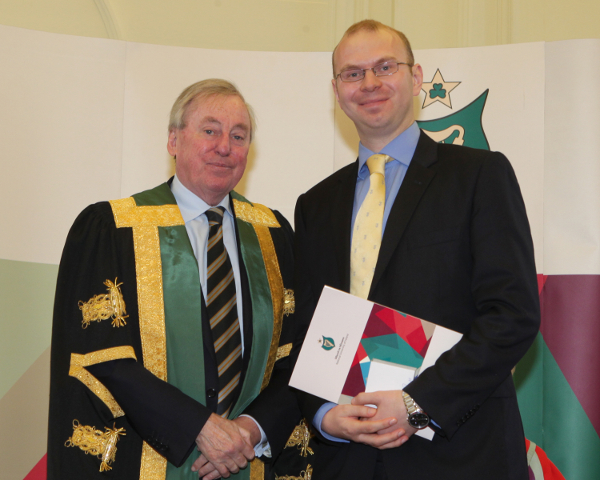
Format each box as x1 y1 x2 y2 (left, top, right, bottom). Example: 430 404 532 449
171 175 245 352
314 122 421 441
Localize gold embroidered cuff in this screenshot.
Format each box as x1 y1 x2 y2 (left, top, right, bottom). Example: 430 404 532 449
69 346 137 418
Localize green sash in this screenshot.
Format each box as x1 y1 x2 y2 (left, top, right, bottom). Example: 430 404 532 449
132 183 279 480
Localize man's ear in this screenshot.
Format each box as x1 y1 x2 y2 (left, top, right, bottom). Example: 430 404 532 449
331 78 340 103
167 130 177 157
412 64 424 97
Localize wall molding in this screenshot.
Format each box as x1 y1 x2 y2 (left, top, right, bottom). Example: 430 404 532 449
93 0 121 40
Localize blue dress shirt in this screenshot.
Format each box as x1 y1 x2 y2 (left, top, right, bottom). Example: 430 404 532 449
315 122 421 441
171 175 245 352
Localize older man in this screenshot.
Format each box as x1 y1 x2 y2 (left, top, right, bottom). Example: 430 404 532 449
293 20 540 479
47 79 299 480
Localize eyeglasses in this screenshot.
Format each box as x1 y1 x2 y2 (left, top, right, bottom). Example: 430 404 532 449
336 61 412 83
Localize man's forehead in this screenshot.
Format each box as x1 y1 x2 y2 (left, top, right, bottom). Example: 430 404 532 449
334 29 406 68
188 95 250 124
200 115 250 131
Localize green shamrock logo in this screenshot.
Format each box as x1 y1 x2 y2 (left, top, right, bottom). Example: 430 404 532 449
429 83 447 99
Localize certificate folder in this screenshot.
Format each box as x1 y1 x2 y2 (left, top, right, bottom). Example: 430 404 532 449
290 286 462 405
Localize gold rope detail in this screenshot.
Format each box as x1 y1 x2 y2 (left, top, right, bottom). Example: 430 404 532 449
250 457 265 480
69 346 137 418
275 465 312 480
109 197 185 480
276 343 292 362
65 419 126 472
283 289 295 316
284 419 314 458
79 278 129 328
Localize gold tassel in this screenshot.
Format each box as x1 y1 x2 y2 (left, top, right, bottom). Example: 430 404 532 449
79 278 129 328
284 419 313 457
65 420 126 472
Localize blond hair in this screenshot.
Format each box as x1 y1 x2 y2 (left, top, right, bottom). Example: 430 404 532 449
168 79 256 141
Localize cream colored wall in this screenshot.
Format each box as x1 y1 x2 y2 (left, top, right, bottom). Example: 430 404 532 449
0 0 599 52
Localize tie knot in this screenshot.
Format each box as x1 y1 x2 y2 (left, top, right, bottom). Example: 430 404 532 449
205 206 226 226
366 154 391 177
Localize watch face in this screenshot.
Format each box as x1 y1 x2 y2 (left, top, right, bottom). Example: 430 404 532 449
409 412 430 429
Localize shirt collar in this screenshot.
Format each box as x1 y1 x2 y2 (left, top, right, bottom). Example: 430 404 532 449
171 174 232 223
357 122 420 179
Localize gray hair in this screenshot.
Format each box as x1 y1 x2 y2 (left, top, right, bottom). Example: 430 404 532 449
168 79 256 141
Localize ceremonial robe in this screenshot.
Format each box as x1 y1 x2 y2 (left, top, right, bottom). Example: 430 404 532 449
48 182 299 480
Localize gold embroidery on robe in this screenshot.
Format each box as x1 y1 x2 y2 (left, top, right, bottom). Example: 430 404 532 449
65 420 126 472
275 465 313 480
232 198 285 392
232 199 281 228
79 278 129 328
284 419 314 457
250 458 265 480
276 343 292 362
69 346 137 417
109 197 185 480
283 289 295 316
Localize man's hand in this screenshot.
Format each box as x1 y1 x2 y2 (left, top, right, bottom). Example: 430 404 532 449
321 403 408 449
352 390 417 443
232 416 262 447
191 413 255 479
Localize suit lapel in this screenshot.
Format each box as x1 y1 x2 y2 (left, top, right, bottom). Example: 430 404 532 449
370 133 438 296
332 162 359 292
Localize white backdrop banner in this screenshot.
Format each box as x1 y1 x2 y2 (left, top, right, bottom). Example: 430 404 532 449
1 23 599 480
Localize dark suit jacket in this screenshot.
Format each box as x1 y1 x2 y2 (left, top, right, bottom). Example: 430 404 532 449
293 132 540 479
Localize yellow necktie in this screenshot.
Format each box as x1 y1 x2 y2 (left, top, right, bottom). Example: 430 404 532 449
350 154 391 299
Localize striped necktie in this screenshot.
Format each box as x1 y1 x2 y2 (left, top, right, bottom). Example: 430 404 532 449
205 206 242 417
350 154 391 299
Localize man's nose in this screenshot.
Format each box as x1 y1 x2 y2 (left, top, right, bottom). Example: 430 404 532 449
361 69 382 91
215 135 231 155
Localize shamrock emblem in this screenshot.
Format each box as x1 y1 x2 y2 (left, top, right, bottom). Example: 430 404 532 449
429 83 447 99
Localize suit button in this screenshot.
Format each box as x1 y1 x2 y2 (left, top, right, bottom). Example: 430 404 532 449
207 389 217 398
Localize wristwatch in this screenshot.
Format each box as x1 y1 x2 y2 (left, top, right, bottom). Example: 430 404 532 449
402 391 430 429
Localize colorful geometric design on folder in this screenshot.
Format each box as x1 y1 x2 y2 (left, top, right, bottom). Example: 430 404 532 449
341 304 434 397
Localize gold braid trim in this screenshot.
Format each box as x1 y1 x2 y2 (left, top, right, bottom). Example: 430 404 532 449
276 343 292 362
109 197 185 480
255 223 284 390
65 420 126 472
250 458 265 480
232 199 281 228
69 346 137 418
233 199 285 391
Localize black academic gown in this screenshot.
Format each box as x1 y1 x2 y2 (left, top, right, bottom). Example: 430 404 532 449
47 183 300 479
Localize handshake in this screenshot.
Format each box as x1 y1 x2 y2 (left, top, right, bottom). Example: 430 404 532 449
191 414 262 480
